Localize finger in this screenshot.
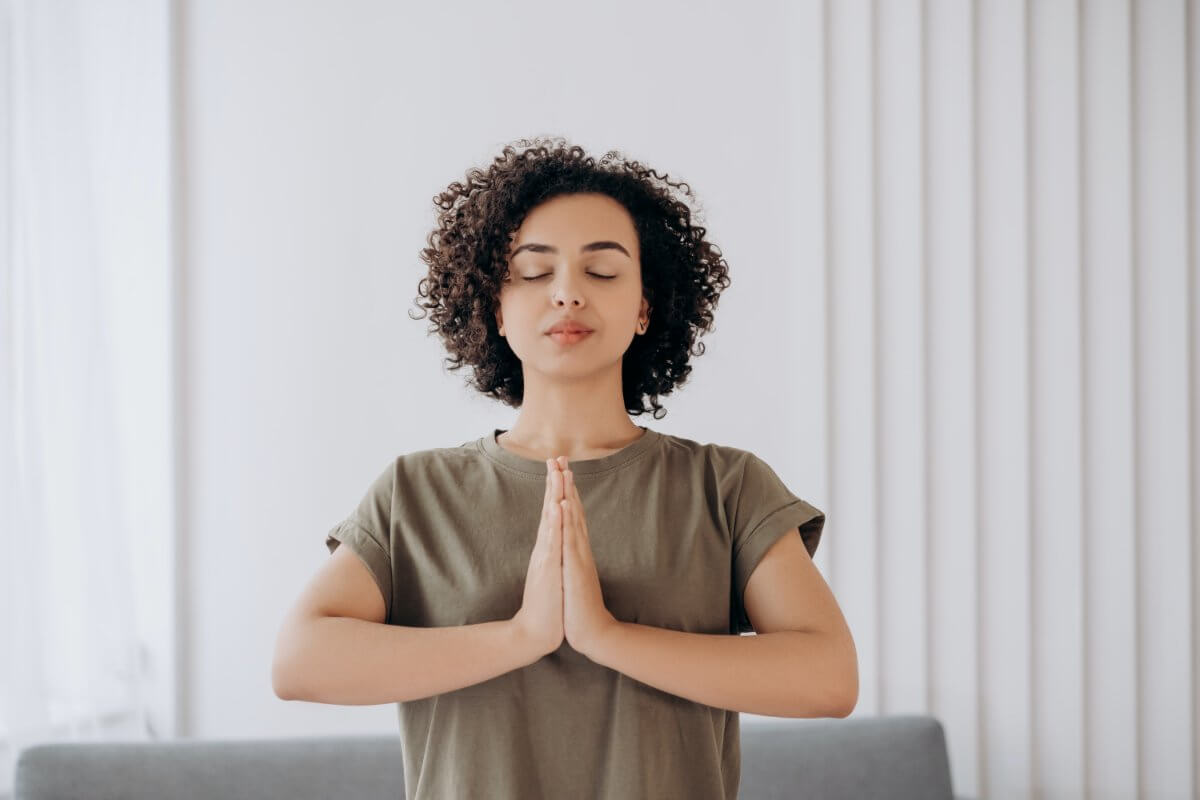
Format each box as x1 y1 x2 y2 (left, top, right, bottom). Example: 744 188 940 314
556 500 568 565
565 470 585 533
540 462 556 545
560 498 572 550
568 472 582 524
546 500 559 557
566 497 578 552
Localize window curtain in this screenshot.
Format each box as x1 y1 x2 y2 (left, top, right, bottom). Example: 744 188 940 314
0 1 172 796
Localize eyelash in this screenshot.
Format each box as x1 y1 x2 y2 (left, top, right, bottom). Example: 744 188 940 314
521 273 616 281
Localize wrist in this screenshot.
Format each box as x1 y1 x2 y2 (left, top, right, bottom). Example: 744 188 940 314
509 614 546 664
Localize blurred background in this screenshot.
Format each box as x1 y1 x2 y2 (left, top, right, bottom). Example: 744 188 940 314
0 1 1196 798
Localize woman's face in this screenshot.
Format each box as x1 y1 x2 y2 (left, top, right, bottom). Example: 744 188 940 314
495 192 650 378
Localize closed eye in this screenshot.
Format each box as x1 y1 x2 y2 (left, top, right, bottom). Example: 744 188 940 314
522 274 616 281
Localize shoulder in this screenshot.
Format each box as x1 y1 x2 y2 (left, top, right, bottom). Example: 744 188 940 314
370 438 492 492
655 430 756 472
658 435 807 511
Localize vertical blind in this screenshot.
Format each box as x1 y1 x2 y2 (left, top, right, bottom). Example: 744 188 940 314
804 0 1196 798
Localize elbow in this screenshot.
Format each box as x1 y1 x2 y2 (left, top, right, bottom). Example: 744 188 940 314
271 617 312 701
272 660 295 700
838 651 859 717
830 638 859 717
831 686 858 718
822 680 857 718
271 639 306 701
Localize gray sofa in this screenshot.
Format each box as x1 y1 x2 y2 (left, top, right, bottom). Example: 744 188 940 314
15 713 970 799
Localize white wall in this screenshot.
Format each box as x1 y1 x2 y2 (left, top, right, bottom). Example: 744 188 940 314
181 2 1198 799
181 0 825 739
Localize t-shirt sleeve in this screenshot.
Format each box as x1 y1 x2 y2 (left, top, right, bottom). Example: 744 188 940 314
729 453 825 634
324 460 395 624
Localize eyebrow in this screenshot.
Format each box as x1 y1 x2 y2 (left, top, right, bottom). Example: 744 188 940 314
511 240 631 259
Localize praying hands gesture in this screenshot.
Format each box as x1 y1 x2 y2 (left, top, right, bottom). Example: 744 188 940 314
514 456 617 660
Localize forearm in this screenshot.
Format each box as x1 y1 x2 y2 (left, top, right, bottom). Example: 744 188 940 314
274 615 538 705
586 623 857 718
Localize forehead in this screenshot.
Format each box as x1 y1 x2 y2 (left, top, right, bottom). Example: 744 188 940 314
509 193 638 257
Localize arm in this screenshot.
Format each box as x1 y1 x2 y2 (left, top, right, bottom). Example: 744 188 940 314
275 614 540 705
583 623 856 718
582 525 858 718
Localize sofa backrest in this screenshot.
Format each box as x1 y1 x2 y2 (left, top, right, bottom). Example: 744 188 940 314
14 714 957 800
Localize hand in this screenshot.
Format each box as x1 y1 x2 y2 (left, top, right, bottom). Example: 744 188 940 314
512 458 566 659
554 456 617 657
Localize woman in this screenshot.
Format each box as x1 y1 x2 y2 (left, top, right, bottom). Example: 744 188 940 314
280 136 857 800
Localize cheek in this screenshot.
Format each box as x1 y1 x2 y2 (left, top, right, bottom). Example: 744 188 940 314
497 296 539 336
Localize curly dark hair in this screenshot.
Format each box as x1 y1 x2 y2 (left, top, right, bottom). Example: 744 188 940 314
409 136 732 420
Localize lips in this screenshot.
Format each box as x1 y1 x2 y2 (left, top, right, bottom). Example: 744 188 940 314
546 321 593 334
548 329 592 344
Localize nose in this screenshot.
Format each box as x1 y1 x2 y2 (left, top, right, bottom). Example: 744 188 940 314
552 274 584 307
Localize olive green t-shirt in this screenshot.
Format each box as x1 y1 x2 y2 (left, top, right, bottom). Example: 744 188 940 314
324 426 825 800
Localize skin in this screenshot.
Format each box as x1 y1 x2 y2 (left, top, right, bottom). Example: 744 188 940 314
493 191 653 462
550 454 614 655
